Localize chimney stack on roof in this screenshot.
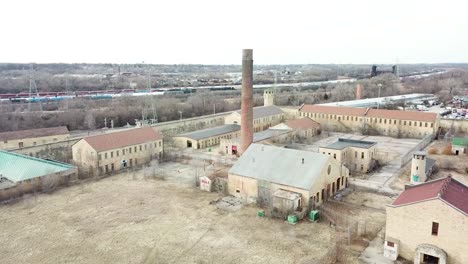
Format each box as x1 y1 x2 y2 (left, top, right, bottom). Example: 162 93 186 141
240 49 254 154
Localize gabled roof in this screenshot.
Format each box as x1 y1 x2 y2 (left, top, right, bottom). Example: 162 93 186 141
391 176 468 215
285 117 321 130
82 127 162 152
322 138 377 150
236 105 284 119
0 150 75 183
229 144 330 190
0 126 69 141
299 105 367 116
366 109 437 122
176 124 240 140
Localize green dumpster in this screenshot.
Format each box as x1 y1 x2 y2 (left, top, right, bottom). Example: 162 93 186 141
257 210 265 218
413 175 419 182
310 210 319 221
287 214 298 224
208 148 212 152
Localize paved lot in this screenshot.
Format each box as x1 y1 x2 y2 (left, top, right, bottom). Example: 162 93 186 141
0 163 334 264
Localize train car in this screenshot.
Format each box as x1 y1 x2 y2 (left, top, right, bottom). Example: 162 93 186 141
0 94 17 99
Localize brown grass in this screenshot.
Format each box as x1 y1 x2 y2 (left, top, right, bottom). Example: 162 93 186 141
427 147 438 154
441 145 453 155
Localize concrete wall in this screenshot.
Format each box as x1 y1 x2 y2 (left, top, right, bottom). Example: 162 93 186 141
0 133 70 150
439 119 468 134
386 199 468 264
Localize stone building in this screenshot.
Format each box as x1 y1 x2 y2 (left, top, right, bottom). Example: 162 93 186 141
224 105 284 133
0 150 77 201
173 124 240 149
0 126 70 150
220 129 292 155
410 151 436 184
298 105 439 138
263 88 275 106
228 144 349 215
385 176 468 264
319 138 377 173
272 117 321 138
72 127 163 176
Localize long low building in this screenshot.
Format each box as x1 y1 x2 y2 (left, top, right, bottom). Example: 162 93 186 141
0 126 70 150
224 105 284 133
228 144 349 217
319 93 435 108
299 105 438 138
0 150 77 201
72 127 163 176
173 124 240 149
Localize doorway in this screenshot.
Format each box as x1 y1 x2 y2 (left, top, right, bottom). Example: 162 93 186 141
187 140 192 148
422 254 439 264
455 150 459 155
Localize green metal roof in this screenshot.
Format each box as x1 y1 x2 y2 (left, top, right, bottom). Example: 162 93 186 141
452 137 468 147
0 151 75 183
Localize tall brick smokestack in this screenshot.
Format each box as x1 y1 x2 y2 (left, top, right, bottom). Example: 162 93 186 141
240 49 254 154
356 83 362 100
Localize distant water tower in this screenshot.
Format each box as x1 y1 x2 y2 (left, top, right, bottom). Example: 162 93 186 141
410 151 427 184
264 88 275 106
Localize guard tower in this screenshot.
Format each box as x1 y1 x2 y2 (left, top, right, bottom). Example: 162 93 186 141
264 88 275 106
410 151 427 184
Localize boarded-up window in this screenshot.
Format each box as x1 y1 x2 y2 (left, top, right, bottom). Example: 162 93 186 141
432 222 439 236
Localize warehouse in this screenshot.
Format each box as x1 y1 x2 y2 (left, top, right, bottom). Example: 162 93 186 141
224 105 284 132
0 126 70 150
319 138 377 173
72 127 163 176
173 124 240 149
220 128 292 155
0 150 77 201
228 144 349 216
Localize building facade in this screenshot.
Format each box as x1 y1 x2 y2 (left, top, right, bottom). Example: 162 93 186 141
385 176 468 264
225 105 285 133
0 126 70 150
220 129 292 155
452 137 468 155
319 138 377 173
272 117 321 139
72 127 163 176
228 144 349 214
298 105 439 139
173 124 240 149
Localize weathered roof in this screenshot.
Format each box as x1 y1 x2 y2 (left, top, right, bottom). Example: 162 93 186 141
391 176 468 215
236 105 284 119
0 126 69 141
322 138 377 150
229 144 330 190
83 127 162 152
177 124 240 140
0 150 75 183
366 109 437 122
253 129 290 142
300 105 367 116
299 105 438 122
452 137 468 147
285 117 321 130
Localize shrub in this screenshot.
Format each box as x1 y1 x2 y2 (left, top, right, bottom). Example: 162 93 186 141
441 145 453 155
427 148 438 154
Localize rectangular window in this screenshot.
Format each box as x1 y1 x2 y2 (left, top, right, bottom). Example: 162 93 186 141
431 123 434 128
123 149 125 155
361 152 364 159
355 151 357 158
104 153 108 159
117 150 119 156
98 154 102 160
110 151 113 158
19 142 24 148
333 153 336 159
129 148 132 154
158 141 162 147
432 222 439 236
139 145 142 151
134 146 137 152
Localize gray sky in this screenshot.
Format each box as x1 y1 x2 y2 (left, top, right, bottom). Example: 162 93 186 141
0 0 466 64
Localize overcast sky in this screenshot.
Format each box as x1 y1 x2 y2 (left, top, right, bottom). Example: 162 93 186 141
0 0 466 65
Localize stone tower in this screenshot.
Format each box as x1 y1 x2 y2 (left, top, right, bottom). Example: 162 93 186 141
264 88 275 106
410 151 427 184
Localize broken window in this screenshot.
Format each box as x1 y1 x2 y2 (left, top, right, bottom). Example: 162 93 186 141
432 222 439 236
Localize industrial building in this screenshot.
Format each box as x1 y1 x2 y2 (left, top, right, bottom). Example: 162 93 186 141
452 137 468 155
220 128 292 155
271 117 321 138
319 138 377 173
228 144 349 216
225 105 285 133
173 124 240 149
299 105 438 138
319 93 435 108
72 127 163 176
385 176 468 264
0 150 77 201
0 126 70 150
